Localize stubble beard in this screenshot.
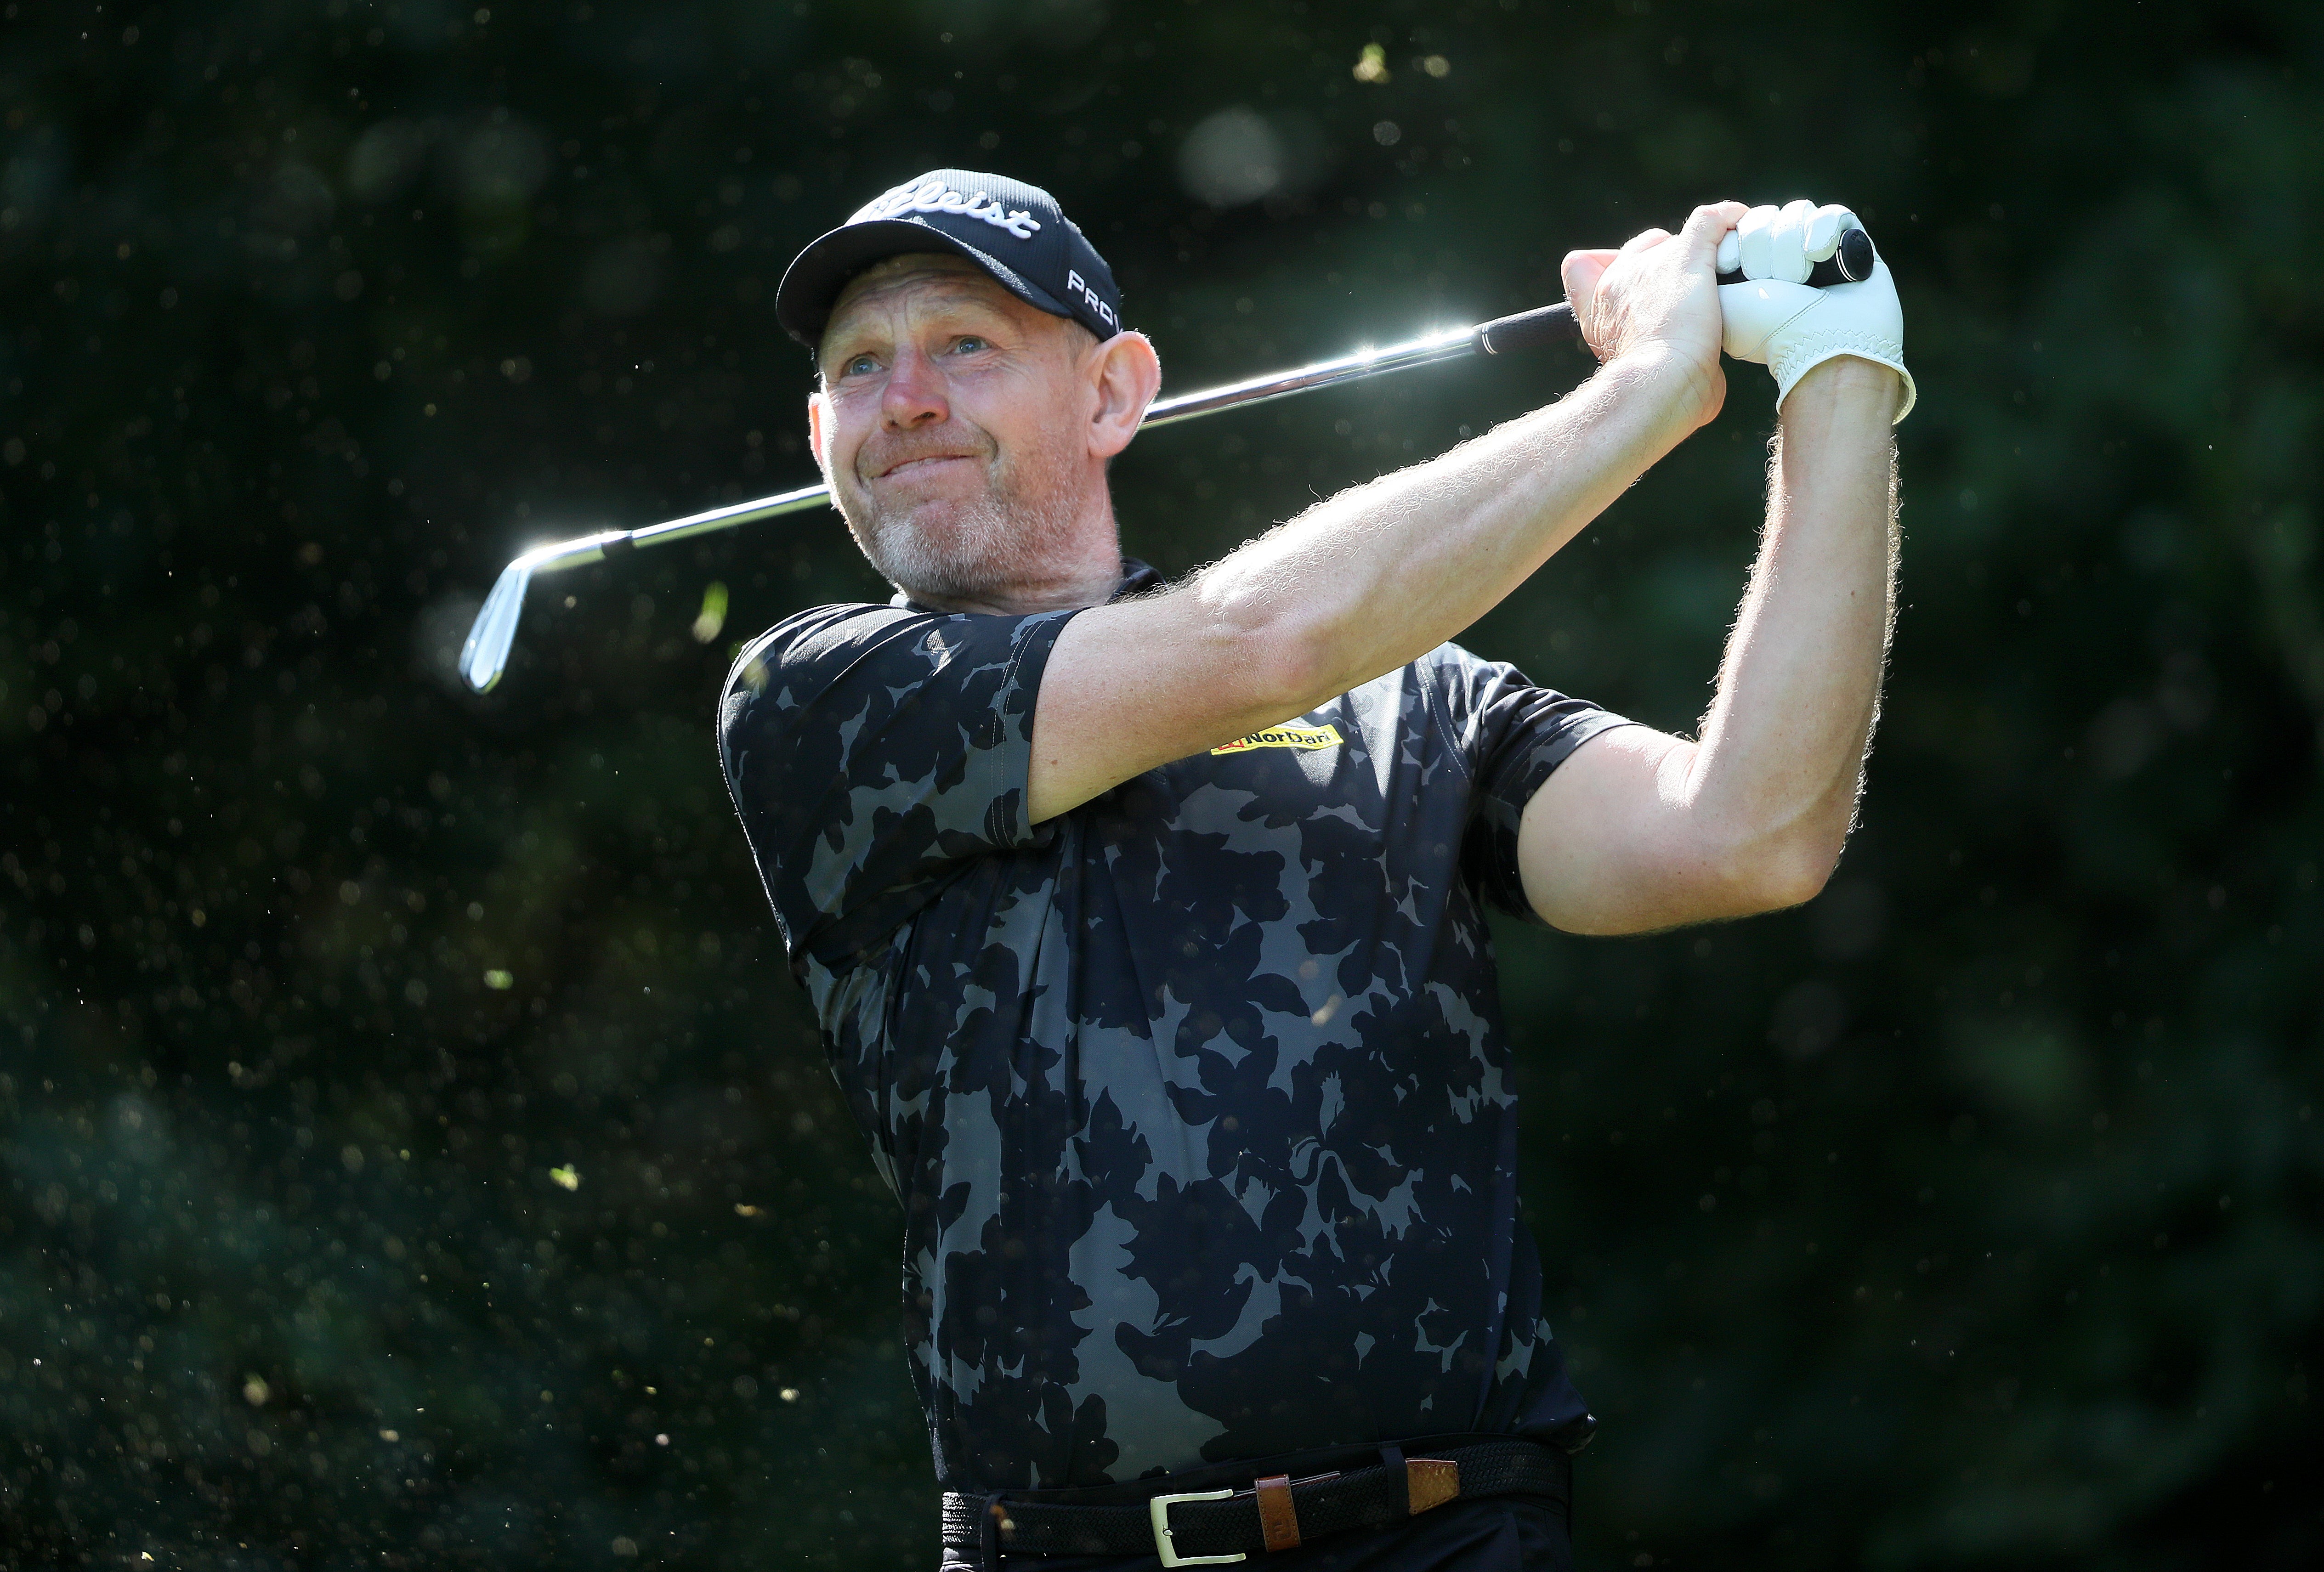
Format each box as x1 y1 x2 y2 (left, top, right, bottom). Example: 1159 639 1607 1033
837 419 1088 606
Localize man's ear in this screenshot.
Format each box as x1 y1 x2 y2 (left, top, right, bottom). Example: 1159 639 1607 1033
806 390 830 473
1086 331 1161 461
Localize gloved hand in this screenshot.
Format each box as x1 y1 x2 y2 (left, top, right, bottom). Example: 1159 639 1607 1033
1716 200 1915 424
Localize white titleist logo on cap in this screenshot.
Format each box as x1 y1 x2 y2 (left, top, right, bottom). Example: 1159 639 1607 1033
853 178 1042 239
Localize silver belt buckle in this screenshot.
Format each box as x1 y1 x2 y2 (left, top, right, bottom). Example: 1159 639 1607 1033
1148 1487 1245 1566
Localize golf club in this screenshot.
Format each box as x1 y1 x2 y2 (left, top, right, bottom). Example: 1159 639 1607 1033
459 229 1873 693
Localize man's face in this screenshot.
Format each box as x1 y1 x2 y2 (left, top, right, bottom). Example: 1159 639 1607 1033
809 254 1097 603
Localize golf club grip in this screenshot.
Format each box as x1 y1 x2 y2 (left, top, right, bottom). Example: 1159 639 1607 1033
1474 303 1580 356
1717 225 1877 289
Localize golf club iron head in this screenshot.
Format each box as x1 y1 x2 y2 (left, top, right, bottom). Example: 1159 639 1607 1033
460 555 535 693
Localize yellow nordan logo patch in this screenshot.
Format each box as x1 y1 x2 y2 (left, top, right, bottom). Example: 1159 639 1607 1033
1211 723 1344 756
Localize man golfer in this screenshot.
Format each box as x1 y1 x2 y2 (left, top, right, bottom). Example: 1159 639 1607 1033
720 170 1910 1569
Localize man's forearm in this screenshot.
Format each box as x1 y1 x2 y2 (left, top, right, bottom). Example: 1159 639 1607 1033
1684 357 1900 896
1190 347 1712 711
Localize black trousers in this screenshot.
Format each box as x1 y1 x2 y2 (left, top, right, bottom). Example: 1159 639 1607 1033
937 1494 1572 1572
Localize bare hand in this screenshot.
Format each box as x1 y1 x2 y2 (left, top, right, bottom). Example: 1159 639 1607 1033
1561 200 1747 430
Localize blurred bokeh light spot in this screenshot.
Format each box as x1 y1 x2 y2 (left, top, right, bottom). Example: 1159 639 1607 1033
693 581 730 643
455 113 550 209
346 119 428 202
1176 107 1325 208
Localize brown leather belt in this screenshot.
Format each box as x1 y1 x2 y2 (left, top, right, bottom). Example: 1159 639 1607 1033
940 1435 1570 1565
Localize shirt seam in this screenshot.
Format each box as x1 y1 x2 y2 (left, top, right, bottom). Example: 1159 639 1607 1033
1417 647 1479 786
986 609 1069 844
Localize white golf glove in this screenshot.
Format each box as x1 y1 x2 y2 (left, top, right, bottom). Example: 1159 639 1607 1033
1716 199 1915 424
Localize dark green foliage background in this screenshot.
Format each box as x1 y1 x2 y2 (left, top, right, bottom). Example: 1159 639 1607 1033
3 0 2318 1565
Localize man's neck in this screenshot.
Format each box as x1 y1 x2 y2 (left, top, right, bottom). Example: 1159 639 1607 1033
902 518 1128 617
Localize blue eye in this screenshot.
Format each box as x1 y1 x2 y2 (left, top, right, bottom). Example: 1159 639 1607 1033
844 355 879 376
953 336 988 355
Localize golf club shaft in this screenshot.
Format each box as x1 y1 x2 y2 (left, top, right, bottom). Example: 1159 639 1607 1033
538 305 1571 569
460 301 1578 691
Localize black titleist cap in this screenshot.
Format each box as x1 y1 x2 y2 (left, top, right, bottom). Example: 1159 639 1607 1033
775 169 1125 351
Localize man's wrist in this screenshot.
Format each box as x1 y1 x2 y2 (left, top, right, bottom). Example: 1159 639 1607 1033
1598 343 1723 432
1780 355 1902 424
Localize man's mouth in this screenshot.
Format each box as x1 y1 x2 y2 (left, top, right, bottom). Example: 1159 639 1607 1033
874 452 978 480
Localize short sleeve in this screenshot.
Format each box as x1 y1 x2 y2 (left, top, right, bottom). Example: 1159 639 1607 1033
719 601 1076 969
1429 645 1638 921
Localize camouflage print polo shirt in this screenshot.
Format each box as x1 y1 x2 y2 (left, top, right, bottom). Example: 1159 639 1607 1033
720 561 1632 1493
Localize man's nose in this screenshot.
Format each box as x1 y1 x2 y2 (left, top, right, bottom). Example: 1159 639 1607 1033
879 345 949 428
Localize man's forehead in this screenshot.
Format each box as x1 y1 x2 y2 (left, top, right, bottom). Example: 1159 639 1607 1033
827 253 1017 324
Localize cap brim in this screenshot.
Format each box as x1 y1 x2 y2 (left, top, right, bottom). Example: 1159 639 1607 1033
774 217 1075 350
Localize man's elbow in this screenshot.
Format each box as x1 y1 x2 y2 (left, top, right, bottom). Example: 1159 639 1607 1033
1553 833 1841 935
1725 828 1845 916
